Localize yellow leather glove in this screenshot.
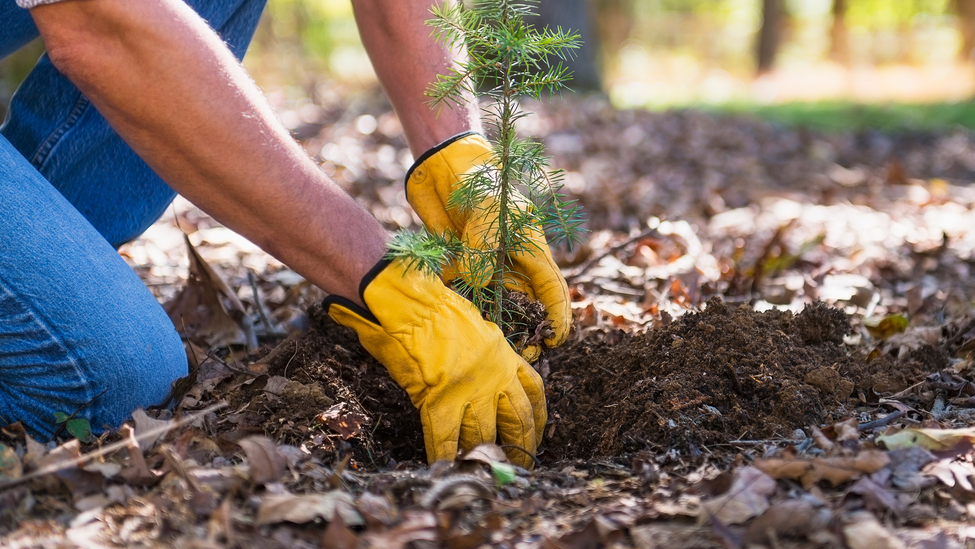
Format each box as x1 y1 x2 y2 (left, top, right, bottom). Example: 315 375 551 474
323 258 547 468
406 132 571 362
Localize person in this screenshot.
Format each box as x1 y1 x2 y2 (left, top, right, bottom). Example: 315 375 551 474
0 0 570 468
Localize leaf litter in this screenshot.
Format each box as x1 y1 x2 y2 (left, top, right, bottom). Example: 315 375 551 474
6 94 975 546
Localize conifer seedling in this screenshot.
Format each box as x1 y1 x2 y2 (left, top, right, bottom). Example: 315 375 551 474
387 0 587 349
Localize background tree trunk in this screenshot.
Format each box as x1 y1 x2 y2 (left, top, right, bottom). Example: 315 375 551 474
593 0 635 70
756 0 781 75
829 0 849 65
955 0 975 62
532 0 603 92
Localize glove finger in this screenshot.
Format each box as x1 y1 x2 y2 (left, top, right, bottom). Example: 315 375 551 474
510 248 571 349
458 401 496 458
516 361 547 446
420 402 461 464
496 390 538 469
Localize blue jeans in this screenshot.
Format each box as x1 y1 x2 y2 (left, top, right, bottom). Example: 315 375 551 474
0 0 266 439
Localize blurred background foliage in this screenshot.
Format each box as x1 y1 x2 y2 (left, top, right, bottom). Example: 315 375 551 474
3 0 975 130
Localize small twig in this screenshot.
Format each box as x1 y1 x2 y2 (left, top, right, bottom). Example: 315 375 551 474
858 410 906 432
0 402 228 493
51 387 109 440
498 444 542 467
887 381 926 401
282 340 300 379
247 270 276 336
564 228 660 282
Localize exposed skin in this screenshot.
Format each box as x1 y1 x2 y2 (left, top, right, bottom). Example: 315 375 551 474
351 0 483 155
28 0 400 307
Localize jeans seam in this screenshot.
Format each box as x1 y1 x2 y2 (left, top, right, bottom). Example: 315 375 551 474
0 273 95 415
31 94 90 170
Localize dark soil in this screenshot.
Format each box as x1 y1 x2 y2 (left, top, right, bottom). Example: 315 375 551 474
234 297 946 468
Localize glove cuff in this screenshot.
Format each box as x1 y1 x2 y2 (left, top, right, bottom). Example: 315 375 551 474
404 131 483 192
321 257 393 325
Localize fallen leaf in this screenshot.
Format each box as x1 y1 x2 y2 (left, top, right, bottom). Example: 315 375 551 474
40 440 105 498
357 491 398 528
698 466 776 525
544 519 601 549
461 443 508 466
164 234 246 348
851 476 905 516
843 511 906 549
631 522 715 549
876 427 975 452
238 436 287 485
315 403 367 440
358 509 437 548
322 512 358 549
131 408 173 453
864 314 908 340
887 446 938 490
756 451 889 488
833 417 860 442
744 498 832 545
924 459 975 494
256 492 363 526
118 425 160 486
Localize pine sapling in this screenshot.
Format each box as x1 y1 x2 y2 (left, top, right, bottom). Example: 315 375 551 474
388 0 586 349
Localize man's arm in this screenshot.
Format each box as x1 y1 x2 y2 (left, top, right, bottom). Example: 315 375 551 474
351 0 482 156
29 0 387 307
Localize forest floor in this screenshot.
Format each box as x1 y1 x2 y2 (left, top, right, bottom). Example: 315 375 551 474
5 93 975 548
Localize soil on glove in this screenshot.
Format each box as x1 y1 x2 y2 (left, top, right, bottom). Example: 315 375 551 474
241 298 941 466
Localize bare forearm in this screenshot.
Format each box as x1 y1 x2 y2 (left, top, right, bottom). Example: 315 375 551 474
30 0 386 305
352 0 481 155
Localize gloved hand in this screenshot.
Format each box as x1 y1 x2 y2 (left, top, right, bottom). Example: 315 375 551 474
323 258 546 468
406 132 571 362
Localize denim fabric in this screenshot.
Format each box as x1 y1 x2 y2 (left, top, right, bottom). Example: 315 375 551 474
0 0 267 439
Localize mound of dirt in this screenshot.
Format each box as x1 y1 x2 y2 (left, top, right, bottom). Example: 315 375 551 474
239 298 941 467
542 299 869 459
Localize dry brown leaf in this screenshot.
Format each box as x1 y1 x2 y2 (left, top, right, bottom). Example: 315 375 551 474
358 509 437 549
851 476 905 516
698 466 776 525
543 519 602 549
316 403 368 440
322 512 358 549
255 492 363 526
843 511 906 549
164 234 245 347
131 409 172 453
118 425 160 486
461 443 508 466
924 459 975 493
357 491 398 528
756 451 889 488
744 498 832 545
40 440 106 498
238 435 287 485
811 426 836 454
834 417 860 442
876 427 975 452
